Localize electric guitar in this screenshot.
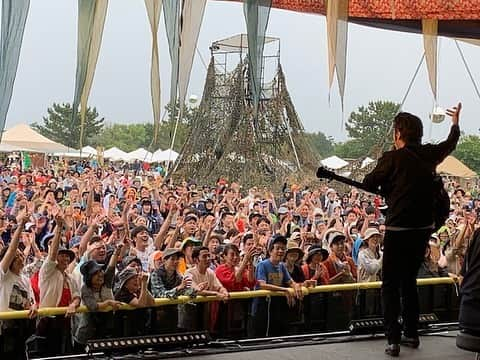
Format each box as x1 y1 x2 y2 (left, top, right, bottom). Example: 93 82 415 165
316 166 448 231
315 166 379 195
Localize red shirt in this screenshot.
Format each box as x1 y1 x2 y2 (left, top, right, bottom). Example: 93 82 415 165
31 272 40 304
215 264 256 292
301 263 330 285
57 285 72 307
324 255 357 282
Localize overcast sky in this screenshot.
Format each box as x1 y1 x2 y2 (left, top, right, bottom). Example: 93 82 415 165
7 0 480 142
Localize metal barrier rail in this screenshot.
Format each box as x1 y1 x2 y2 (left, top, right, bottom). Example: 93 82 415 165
0 277 456 320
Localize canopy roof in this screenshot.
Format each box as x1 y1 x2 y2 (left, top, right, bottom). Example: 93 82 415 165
1 124 70 153
320 155 348 170
104 147 129 161
212 34 279 52
81 146 97 155
127 148 154 162
361 157 375 169
226 1 480 39
152 149 179 162
0 143 33 153
437 155 477 178
53 151 92 158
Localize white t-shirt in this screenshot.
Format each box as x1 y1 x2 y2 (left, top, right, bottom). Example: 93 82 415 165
133 243 156 272
0 268 34 312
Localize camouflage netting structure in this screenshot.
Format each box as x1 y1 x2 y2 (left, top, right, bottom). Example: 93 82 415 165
173 57 319 189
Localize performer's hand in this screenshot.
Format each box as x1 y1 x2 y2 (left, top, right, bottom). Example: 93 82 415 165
446 102 461 126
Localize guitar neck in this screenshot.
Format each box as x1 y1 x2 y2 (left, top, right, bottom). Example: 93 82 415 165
325 173 379 195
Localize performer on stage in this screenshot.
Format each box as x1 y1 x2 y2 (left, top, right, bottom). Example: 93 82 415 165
362 103 462 357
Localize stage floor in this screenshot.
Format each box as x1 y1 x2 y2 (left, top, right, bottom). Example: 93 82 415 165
36 331 472 360
183 333 470 360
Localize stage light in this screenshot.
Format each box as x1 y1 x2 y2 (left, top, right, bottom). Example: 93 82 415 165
349 313 439 335
348 318 384 335
85 331 211 354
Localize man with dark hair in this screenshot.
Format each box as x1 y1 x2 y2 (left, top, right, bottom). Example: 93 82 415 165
363 103 461 356
250 235 304 337
179 246 228 331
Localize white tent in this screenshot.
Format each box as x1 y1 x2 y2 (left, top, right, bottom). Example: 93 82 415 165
127 148 154 162
151 148 163 161
0 143 33 152
1 124 70 153
103 147 129 161
53 151 91 158
81 146 97 155
152 148 179 162
361 157 375 169
320 155 348 170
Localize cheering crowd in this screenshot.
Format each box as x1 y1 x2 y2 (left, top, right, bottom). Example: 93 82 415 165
0 164 476 357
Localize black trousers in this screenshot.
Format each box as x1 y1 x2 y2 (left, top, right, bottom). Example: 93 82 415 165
382 229 430 344
250 297 290 337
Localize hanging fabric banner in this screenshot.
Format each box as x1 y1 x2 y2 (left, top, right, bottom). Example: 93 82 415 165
72 0 108 149
163 0 181 121
165 0 207 169
422 19 438 101
178 0 207 108
0 0 30 142
243 0 272 114
326 0 349 109
145 0 162 146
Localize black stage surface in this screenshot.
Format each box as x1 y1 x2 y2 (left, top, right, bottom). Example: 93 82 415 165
50 331 473 360
184 333 469 360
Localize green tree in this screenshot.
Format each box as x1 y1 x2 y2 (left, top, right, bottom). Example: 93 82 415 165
453 135 480 174
306 131 334 157
32 103 104 149
333 139 368 159
161 101 196 150
91 123 155 152
345 100 400 156
90 102 195 153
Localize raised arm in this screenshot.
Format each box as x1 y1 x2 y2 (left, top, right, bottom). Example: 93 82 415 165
85 180 95 218
430 103 462 164
154 201 179 249
0 211 29 273
108 243 123 269
47 209 64 262
78 216 100 257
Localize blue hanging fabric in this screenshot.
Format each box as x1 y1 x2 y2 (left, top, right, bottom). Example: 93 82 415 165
0 0 30 142
243 0 272 116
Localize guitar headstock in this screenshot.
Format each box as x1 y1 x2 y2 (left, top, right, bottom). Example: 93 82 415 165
316 166 336 181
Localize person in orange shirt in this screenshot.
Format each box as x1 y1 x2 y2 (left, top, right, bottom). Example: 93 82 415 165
301 245 329 285
323 231 357 284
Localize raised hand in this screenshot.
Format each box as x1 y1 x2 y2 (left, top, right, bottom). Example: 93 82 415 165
16 208 30 225
446 102 462 126
53 207 65 225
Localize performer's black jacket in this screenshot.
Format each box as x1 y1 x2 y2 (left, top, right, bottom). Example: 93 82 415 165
363 124 460 228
